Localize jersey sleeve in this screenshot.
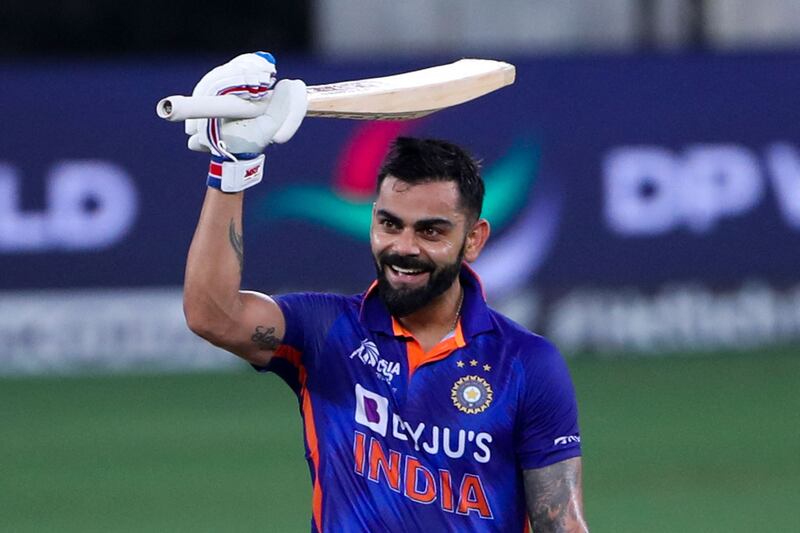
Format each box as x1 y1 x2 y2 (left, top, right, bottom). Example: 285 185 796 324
252 292 345 395
515 336 582 470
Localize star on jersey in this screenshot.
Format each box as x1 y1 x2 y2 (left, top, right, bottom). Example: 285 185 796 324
456 359 491 372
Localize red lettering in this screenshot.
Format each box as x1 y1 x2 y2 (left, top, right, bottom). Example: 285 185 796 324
439 469 455 512
367 437 401 492
404 456 436 504
457 474 493 519
353 431 366 476
354 434 493 520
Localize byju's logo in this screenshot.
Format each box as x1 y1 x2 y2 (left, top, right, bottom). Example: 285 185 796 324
355 383 389 436
352 381 495 518
354 383 494 464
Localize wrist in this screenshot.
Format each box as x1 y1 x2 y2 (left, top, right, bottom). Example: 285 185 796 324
212 153 262 163
206 154 265 193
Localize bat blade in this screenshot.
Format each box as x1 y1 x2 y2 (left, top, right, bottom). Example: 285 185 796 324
156 59 515 122
305 59 515 120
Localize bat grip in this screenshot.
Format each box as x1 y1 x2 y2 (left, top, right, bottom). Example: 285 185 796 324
155 95 270 121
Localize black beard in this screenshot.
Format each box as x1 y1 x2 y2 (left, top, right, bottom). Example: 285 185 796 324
375 246 465 318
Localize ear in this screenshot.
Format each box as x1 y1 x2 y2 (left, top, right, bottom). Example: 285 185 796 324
463 218 491 263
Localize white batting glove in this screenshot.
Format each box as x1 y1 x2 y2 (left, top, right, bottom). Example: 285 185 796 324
185 52 308 192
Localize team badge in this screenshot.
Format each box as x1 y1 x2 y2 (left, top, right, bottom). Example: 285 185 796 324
451 375 493 414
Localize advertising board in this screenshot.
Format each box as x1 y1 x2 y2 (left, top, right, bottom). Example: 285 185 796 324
2 54 799 371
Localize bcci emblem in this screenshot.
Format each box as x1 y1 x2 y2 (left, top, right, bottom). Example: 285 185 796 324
451 375 493 414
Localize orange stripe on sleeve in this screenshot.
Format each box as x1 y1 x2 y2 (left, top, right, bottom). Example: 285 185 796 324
272 346 321 527
300 366 323 531
273 345 302 368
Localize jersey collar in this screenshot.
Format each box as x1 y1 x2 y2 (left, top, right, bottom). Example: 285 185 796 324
359 263 495 343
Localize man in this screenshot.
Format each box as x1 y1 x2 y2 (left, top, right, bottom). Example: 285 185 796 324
183 52 588 532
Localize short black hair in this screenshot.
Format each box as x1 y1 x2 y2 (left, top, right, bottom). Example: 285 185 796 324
377 137 484 221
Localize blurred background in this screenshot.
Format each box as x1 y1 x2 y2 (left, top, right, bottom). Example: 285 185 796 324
1 0 799 531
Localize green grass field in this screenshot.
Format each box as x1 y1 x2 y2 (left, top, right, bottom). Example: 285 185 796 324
2 349 799 532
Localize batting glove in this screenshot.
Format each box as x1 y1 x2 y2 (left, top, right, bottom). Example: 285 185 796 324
185 52 307 192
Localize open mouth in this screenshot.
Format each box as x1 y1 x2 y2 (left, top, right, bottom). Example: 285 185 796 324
385 264 431 285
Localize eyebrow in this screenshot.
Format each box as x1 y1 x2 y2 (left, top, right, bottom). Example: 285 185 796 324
376 209 455 230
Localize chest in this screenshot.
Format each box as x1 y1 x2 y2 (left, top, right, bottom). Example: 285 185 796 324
314 327 519 458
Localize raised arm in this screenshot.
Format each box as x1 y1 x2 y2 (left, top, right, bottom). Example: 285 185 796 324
181 52 307 366
524 457 588 533
184 188 286 366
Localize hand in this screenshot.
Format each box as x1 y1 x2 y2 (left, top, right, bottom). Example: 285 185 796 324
185 52 307 192
186 52 307 160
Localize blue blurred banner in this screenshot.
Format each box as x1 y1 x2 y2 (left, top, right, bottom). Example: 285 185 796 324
2 54 800 366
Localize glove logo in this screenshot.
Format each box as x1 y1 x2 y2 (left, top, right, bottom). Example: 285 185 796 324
245 165 261 179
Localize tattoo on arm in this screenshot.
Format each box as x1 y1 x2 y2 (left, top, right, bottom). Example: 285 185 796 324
228 218 244 272
251 326 280 351
524 457 588 532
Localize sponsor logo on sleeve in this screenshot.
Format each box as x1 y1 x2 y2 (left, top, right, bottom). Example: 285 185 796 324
554 435 581 446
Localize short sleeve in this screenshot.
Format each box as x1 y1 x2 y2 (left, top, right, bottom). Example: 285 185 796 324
515 337 582 470
252 292 348 394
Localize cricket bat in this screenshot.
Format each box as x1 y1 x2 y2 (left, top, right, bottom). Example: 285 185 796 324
156 59 515 122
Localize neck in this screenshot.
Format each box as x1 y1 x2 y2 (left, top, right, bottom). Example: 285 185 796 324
397 280 463 337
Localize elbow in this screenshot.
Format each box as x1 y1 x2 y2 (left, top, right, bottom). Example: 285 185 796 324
184 311 219 344
183 296 233 346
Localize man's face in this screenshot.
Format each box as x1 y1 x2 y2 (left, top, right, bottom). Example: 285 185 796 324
371 176 470 317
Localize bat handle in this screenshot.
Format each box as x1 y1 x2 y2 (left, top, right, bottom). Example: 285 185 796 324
155 95 272 121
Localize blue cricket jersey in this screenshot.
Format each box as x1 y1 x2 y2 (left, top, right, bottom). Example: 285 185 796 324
257 266 581 532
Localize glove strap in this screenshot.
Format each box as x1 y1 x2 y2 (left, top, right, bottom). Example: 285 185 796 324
206 154 265 193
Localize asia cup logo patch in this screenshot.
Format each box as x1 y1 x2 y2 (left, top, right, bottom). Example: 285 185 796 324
451 375 493 414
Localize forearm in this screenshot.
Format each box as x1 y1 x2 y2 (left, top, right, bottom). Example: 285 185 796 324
184 188 246 340
524 458 588 532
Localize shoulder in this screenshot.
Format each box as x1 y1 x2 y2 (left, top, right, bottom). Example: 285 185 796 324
274 291 360 313
274 292 362 346
486 307 564 364
486 308 572 392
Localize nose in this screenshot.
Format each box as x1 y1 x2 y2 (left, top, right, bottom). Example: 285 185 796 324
392 227 420 256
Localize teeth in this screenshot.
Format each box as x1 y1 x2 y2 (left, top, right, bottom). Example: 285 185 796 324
391 266 422 275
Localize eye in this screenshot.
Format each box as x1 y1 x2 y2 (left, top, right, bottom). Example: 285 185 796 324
380 219 399 231
421 227 441 239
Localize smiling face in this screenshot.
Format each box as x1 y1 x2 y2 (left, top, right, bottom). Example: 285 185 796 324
371 176 489 317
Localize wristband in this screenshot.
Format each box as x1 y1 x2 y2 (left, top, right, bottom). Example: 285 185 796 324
206 154 265 193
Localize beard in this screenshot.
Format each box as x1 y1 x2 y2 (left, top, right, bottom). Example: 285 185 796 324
375 244 465 318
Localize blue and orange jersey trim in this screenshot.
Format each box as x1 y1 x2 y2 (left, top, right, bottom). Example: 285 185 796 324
271 344 324 532
391 317 466 378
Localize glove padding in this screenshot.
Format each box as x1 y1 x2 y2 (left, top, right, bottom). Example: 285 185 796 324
186 52 307 160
